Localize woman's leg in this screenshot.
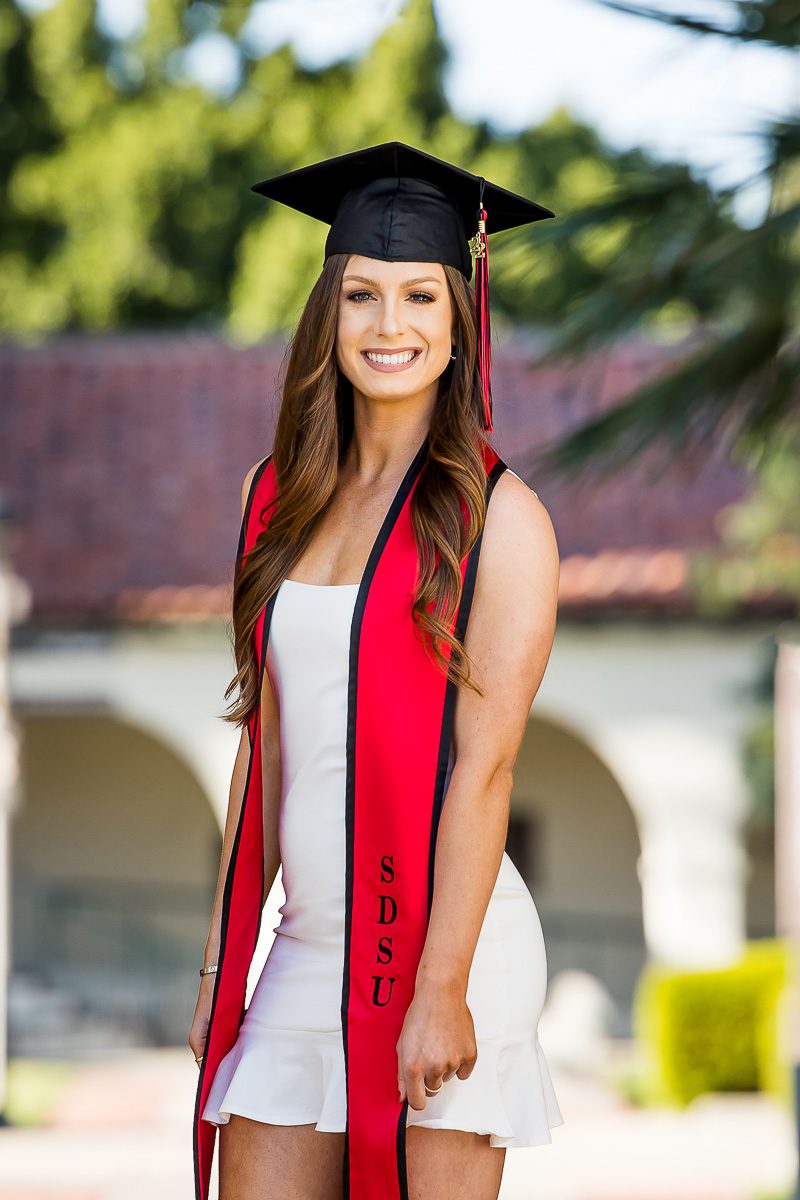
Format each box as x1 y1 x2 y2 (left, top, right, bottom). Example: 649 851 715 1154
218 1115 505 1200
406 1127 506 1200
218 1117 345 1200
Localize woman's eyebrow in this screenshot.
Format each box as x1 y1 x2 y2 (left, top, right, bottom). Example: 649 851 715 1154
342 274 441 288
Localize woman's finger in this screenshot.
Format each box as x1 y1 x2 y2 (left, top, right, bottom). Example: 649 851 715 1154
405 1059 450 1111
404 1060 427 1111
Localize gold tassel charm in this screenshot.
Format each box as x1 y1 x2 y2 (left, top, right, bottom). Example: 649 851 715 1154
468 218 486 261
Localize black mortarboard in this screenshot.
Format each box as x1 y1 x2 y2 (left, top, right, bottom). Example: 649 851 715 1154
250 141 556 431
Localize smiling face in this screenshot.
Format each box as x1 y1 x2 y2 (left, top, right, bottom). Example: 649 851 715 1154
335 255 454 411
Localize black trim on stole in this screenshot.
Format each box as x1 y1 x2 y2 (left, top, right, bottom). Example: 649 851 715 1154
394 453 508 1195
193 453 275 1200
426 456 508 906
341 433 431 1200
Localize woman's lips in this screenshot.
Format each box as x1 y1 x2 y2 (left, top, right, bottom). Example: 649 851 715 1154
361 349 422 373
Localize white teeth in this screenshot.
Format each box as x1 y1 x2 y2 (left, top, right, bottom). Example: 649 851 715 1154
365 350 416 364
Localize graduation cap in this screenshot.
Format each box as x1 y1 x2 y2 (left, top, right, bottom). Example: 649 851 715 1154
250 141 555 432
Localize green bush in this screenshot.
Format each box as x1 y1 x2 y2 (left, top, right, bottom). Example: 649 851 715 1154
632 938 795 1108
4 1058 77 1126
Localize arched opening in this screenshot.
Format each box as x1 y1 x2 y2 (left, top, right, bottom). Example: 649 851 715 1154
508 714 645 1035
11 715 222 1051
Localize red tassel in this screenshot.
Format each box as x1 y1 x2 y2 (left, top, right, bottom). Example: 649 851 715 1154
472 186 493 432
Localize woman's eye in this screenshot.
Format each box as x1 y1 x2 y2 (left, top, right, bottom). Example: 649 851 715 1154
345 291 435 304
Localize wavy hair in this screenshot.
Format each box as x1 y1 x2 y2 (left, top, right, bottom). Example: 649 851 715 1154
222 252 494 728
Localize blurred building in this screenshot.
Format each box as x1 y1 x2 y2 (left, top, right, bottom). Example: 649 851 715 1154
0 330 779 1053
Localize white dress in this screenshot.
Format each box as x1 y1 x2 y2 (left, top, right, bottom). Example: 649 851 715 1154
202 577 564 1147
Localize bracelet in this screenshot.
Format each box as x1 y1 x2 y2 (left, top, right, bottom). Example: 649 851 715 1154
199 963 218 977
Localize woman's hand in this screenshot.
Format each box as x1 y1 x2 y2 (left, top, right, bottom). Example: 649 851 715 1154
188 974 217 1068
396 980 477 1110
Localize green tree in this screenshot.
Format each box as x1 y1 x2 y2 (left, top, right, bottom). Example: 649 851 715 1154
0 0 737 357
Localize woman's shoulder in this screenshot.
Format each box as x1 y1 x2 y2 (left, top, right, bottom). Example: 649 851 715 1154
241 454 272 516
489 464 548 525
481 462 559 579
499 465 538 500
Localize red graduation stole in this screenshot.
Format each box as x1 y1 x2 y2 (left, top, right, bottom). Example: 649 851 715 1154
194 433 507 1200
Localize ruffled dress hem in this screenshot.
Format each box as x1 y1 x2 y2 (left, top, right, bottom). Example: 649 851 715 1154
201 1024 564 1150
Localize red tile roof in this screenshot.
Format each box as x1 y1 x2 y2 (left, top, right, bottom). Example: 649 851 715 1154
0 331 766 622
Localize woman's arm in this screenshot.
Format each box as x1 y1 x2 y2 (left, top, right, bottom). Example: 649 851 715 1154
397 470 560 1108
202 458 281 965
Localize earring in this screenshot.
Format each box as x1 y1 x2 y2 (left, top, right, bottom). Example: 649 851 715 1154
449 346 457 361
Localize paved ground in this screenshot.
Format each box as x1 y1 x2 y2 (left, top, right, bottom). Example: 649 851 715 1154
0 1047 796 1200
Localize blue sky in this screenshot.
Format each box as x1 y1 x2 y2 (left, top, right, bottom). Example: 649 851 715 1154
19 0 798 225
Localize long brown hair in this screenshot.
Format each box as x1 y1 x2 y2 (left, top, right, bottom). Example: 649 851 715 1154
222 252 494 729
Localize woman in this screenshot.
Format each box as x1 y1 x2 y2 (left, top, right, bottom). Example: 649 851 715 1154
189 143 564 1200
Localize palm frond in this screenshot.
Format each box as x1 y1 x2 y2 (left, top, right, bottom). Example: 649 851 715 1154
525 313 795 486
593 0 800 50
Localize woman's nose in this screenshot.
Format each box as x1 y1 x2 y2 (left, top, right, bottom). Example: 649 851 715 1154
373 297 404 336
